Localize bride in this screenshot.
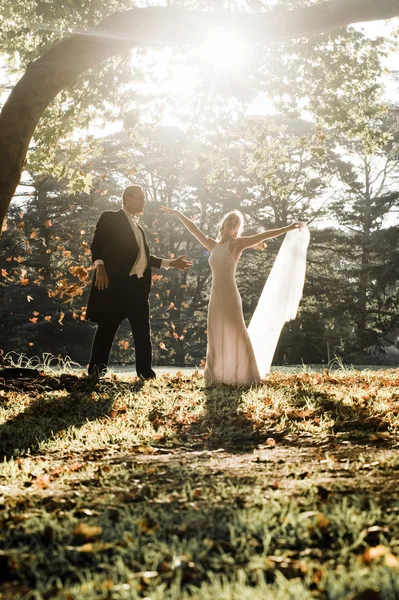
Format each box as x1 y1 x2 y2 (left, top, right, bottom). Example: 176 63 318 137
161 207 309 385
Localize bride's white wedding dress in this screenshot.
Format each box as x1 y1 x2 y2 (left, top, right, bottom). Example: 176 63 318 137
204 226 310 385
204 240 261 385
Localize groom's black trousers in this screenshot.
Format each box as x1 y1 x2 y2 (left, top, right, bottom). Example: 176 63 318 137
88 276 154 378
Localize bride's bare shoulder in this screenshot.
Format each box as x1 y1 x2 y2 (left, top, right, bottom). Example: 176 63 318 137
229 238 243 257
205 237 217 250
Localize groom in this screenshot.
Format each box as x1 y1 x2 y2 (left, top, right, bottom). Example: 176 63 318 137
86 184 192 378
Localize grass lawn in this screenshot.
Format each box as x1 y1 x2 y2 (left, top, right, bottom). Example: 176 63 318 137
1 367 399 599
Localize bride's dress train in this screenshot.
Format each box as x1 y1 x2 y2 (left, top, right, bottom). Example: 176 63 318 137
204 226 310 385
248 226 310 377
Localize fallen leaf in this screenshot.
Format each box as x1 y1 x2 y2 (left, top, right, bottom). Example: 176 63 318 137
137 518 159 535
79 543 94 553
370 432 390 441
362 545 388 564
34 474 50 489
137 446 156 455
315 512 330 531
385 552 399 568
73 523 102 541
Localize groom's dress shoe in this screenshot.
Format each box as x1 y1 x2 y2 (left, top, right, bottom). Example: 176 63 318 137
138 370 156 381
88 363 107 378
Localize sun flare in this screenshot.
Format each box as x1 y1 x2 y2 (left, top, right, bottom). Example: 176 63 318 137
202 31 247 72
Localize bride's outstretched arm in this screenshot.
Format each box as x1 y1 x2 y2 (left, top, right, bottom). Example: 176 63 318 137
235 222 306 251
161 206 217 251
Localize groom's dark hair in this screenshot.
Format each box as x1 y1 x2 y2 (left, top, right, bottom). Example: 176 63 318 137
122 184 144 205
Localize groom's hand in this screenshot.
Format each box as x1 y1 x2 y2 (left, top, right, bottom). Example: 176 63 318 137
95 264 109 290
169 255 193 271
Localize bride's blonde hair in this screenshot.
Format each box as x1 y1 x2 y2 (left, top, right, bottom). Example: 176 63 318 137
217 210 244 241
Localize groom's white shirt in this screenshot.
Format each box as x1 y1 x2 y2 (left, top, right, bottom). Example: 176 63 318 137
94 209 170 278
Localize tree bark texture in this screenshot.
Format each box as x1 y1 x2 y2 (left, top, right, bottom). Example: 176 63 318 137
1 0 398 229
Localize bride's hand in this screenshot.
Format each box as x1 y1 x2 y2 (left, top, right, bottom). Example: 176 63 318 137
254 242 267 250
160 205 180 216
288 221 306 231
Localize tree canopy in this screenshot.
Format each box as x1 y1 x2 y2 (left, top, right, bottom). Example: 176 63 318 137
1 0 398 228
0 0 398 366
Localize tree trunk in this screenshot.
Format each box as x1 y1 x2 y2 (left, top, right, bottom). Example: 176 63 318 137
1 0 398 229
356 157 373 351
357 217 371 350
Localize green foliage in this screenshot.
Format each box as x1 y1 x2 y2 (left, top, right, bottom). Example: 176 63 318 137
323 110 399 355
1 0 398 364
0 176 107 360
2 104 399 366
0 0 132 62
1 0 393 191
265 29 389 132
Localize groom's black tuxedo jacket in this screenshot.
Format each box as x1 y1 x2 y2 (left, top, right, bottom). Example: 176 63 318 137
86 209 163 322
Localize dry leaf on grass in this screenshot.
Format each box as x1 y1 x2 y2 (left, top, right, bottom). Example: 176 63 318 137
315 512 330 531
369 432 391 441
34 474 50 489
362 545 399 567
72 523 102 541
137 445 156 455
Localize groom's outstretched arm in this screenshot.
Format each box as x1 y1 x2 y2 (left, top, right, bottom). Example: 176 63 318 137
149 254 192 271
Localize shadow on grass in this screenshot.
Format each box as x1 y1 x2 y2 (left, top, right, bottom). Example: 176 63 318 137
180 383 263 451
179 376 393 451
0 374 118 458
290 388 391 436
0 485 337 593
4 452 398 598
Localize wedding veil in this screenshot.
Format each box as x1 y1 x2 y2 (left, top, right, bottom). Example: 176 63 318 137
248 225 310 378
